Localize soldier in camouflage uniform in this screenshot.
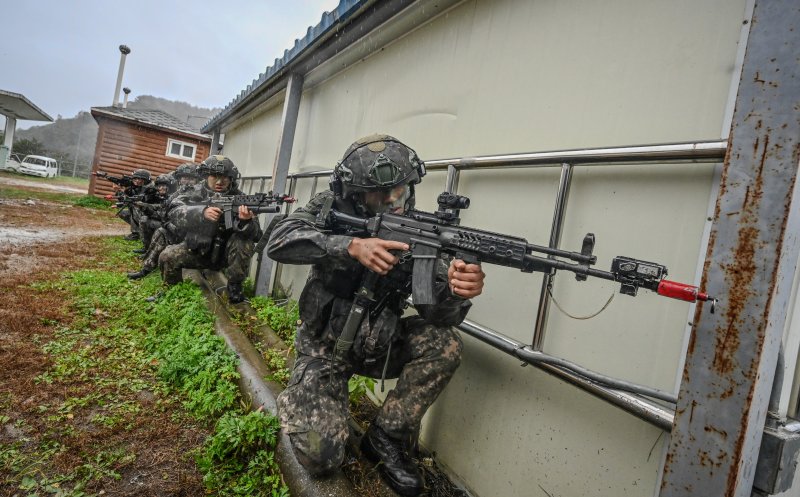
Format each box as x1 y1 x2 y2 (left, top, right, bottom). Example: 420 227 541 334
157 156 261 303
118 168 152 241
128 164 200 280
133 173 176 253
267 135 485 496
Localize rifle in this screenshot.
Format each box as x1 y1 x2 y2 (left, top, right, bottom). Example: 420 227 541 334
93 171 135 188
315 192 717 363
104 187 162 209
204 192 296 229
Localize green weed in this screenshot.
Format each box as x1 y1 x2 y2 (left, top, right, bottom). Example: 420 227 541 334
72 195 112 209
196 410 288 497
263 349 290 386
349 375 376 405
249 296 299 344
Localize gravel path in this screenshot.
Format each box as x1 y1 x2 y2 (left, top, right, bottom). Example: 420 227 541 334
0 175 88 194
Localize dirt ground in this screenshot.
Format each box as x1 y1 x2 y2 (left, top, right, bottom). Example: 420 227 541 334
0 176 87 194
0 183 209 496
0 196 126 279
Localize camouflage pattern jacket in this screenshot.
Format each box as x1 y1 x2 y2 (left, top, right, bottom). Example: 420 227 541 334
168 184 262 252
267 190 472 360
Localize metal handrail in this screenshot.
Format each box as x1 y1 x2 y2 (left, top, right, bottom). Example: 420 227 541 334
458 319 675 430
240 139 727 430
424 140 727 170
240 140 726 186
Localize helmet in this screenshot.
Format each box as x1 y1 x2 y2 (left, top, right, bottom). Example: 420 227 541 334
197 155 239 180
333 134 426 199
174 162 199 179
131 169 151 181
154 173 175 187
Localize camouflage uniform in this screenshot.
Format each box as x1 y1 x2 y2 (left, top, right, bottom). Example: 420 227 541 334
138 181 198 273
267 189 470 475
158 182 262 285
135 186 170 249
116 182 148 236
126 169 154 240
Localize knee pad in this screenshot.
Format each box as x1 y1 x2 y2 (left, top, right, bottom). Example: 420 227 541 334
289 431 344 475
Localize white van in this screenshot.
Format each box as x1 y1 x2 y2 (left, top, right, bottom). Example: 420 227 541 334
3 153 23 172
18 155 59 178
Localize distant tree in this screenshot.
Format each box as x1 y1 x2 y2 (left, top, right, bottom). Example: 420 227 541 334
14 137 46 156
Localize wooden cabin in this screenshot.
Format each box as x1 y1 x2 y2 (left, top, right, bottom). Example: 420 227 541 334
88 106 211 197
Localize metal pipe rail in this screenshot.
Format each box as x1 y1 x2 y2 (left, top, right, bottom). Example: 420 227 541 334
241 140 727 186
424 140 727 170
240 139 727 430
458 319 675 431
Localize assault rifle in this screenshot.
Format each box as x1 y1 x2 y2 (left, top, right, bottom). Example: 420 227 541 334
315 192 717 363
93 171 135 188
105 186 162 209
205 192 296 229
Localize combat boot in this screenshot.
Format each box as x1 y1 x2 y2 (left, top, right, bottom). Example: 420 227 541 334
124 232 140 241
227 282 245 304
132 248 146 254
361 424 423 496
127 268 152 280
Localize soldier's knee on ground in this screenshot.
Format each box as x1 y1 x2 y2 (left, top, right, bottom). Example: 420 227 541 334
288 431 345 476
158 246 184 285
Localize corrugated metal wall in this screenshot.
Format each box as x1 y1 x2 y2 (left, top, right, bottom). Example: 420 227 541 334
220 1 749 495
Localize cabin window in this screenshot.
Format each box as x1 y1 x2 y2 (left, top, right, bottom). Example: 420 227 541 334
166 139 196 160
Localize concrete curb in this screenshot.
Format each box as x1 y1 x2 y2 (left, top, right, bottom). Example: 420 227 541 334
186 270 359 497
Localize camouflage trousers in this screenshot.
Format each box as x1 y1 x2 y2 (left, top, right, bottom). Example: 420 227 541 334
141 227 177 272
118 207 137 234
157 234 255 285
277 316 463 475
138 217 162 250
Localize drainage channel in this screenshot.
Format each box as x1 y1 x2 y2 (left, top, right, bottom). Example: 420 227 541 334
187 270 401 497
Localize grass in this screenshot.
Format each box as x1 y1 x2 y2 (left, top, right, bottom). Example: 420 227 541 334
0 184 111 208
2 236 288 496
249 296 299 344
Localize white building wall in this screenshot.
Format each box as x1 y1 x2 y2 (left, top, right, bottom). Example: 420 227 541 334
220 101 284 178
221 1 749 495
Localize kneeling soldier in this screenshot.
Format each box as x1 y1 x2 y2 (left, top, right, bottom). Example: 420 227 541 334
267 135 485 496
157 155 261 303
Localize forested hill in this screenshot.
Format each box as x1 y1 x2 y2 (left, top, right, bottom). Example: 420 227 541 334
12 96 220 166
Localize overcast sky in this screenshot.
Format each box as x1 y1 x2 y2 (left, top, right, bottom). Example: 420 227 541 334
0 0 339 129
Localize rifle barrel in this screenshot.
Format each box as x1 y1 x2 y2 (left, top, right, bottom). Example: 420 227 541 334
526 243 596 264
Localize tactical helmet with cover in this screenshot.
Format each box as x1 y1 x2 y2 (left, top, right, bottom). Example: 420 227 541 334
131 169 151 181
154 173 175 187
333 134 426 201
197 155 239 192
174 162 198 179
197 155 239 180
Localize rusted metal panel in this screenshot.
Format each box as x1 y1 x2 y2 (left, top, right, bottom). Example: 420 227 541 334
660 1 800 496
